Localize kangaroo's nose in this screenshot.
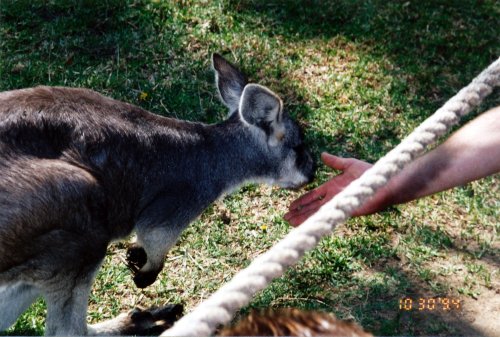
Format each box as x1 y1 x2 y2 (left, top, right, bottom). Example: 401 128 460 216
306 154 317 183
300 149 316 184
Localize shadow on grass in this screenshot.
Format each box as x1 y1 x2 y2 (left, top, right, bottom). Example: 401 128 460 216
232 0 499 109
228 0 499 161
246 218 496 336
0 0 139 79
1 1 132 56
0 0 220 121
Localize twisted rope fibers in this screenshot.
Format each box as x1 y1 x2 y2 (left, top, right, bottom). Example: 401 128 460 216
162 57 500 337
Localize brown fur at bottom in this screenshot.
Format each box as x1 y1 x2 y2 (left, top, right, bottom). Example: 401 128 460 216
219 308 373 337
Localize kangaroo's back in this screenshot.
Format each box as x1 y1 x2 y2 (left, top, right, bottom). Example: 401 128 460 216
0 86 152 158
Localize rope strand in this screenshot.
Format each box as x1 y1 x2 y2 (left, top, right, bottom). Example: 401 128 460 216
162 57 500 337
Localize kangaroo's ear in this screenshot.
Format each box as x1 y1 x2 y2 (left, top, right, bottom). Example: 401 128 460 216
212 53 247 116
239 84 285 146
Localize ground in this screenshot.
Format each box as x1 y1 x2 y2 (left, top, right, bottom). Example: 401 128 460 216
0 0 499 336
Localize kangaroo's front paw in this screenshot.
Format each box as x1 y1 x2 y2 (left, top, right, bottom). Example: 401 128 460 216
126 244 147 273
123 304 184 335
133 268 162 288
126 245 162 288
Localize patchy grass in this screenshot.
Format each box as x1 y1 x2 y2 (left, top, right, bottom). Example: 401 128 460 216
1 0 499 336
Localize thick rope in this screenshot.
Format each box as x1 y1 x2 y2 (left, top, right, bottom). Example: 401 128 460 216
162 57 500 337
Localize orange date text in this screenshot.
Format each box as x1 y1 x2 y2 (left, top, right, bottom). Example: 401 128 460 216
399 297 461 311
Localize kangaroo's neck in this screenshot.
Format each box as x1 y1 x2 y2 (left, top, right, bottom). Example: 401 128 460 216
203 118 273 196
143 115 272 204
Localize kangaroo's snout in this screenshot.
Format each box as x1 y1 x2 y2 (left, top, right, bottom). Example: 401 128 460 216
296 144 316 186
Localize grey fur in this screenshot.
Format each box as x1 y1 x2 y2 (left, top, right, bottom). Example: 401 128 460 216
0 54 315 335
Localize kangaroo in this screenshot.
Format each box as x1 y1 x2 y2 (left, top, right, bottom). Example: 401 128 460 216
0 53 315 335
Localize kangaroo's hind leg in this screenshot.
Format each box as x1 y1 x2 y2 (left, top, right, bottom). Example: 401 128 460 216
0 159 109 335
43 257 103 336
88 304 183 336
0 158 182 336
0 283 40 331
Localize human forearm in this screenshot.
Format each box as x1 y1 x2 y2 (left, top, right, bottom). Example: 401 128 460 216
371 106 500 211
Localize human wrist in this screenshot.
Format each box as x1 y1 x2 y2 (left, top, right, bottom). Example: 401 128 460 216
358 183 396 216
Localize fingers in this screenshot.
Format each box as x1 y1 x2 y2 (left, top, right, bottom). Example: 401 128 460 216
285 208 318 227
287 192 329 215
285 152 359 227
284 190 331 226
288 184 328 211
285 153 344 226
321 152 349 170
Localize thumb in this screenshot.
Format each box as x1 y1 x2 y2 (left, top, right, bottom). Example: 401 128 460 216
321 152 348 170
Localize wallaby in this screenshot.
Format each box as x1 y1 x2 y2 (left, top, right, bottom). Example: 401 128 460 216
0 53 315 335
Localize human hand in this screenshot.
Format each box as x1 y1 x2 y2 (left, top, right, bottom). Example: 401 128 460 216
284 153 373 227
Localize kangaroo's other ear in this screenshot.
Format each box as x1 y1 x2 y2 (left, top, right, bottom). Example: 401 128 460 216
239 84 285 146
212 53 247 115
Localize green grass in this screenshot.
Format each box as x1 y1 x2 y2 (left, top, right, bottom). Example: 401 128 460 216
1 0 499 336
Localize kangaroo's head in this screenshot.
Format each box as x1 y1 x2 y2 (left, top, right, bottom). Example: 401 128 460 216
127 54 316 290
212 53 315 189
